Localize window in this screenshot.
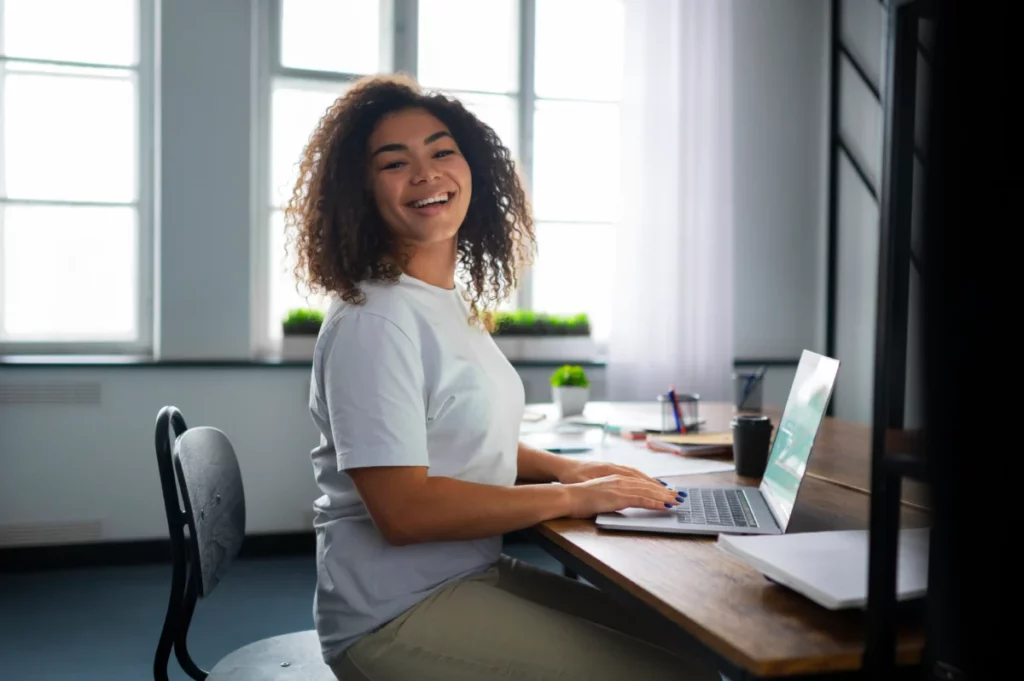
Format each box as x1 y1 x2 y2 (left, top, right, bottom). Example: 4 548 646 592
0 0 151 349
530 0 624 341
417 0 519 153
262 0 624 346
262 0 391 343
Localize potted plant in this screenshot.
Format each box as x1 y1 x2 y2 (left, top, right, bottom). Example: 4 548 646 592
490 310 595 361
281 307 324 359
550 364 589 418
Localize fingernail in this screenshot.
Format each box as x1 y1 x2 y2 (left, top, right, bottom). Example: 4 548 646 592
676 490 687 497
664 503 673 508
657 479 667 486
676 495 685 503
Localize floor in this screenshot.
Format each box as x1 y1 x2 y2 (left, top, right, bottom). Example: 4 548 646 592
0 541 563 681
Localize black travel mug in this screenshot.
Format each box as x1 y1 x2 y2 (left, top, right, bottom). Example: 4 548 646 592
731 415 774 478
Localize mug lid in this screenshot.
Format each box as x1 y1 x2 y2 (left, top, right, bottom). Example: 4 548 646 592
731 414 771 428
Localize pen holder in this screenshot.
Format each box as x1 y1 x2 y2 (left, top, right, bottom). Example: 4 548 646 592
657 392 700 432
657 394 674 432
733 371 764 411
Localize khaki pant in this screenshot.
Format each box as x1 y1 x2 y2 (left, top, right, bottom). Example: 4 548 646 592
331 554 720 681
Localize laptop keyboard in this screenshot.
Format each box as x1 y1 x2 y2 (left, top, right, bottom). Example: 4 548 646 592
675 488 758 528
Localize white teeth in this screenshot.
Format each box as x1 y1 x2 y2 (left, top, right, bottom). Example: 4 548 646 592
412 194 449 208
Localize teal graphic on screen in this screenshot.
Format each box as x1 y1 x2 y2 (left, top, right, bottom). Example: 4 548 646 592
760 351 840 528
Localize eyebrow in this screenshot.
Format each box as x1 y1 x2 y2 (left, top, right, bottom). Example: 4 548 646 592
371 130 453 158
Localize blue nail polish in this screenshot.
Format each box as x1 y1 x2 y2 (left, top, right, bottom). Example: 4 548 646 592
676 495 685 503
676 490 687 497
657 479 667 486
664 503 673 508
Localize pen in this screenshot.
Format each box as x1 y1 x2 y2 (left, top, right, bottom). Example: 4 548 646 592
544 447 592 454
668 386 682 432
740 366 766 409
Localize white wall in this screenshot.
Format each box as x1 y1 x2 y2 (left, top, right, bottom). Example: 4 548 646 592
731 0 831 405
0 364 603 544
0 0 834 546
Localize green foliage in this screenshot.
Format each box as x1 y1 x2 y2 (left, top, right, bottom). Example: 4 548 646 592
550 364 589 388
491 310 590 336
282 307 324 334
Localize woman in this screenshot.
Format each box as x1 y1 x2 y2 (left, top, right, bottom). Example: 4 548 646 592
286 74 717 681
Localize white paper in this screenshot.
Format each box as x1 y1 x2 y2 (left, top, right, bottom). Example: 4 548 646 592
521 402 668 434
519 430 735 478
569 447 735 478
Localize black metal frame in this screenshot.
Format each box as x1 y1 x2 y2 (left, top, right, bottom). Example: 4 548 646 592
864 0 932 677
825 0 930 412
153 406 210 681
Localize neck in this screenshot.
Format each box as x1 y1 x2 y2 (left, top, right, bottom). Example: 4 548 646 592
400 237 458 289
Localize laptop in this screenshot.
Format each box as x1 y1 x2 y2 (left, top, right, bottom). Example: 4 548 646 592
595 349 840 536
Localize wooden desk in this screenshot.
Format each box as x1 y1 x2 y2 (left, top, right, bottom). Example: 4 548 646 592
745 404 930 511
524 405 931 679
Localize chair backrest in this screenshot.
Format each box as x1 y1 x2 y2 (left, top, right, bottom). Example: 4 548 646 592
153 406 246 681
175 426 246 597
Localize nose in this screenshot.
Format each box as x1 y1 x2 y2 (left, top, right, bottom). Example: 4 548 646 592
410 158 442 185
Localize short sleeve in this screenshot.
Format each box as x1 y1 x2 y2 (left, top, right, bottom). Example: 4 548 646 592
320 310 429 471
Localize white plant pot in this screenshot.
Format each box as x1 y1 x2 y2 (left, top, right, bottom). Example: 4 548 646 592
281 334 317 360
492 335 596 361
553 386 589 418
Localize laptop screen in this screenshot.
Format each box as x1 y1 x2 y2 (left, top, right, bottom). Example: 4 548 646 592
759 350 841 531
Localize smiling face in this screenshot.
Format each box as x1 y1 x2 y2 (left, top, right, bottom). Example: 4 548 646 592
367 107 472 250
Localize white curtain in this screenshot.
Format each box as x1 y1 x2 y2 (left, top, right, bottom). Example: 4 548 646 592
608 0 736 403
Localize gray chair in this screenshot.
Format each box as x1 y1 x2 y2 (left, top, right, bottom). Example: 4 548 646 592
153 405 334 681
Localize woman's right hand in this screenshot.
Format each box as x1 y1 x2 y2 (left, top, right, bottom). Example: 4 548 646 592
564 475 686 518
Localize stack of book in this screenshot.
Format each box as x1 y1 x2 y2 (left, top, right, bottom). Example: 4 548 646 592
645 431 733 457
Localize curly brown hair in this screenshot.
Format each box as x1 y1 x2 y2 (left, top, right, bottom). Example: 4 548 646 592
284 73 535 323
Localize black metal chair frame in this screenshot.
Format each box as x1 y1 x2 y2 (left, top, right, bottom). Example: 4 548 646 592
154 405 211 681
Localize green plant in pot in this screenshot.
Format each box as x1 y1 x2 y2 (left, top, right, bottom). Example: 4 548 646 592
550 364 589 418
282 308 324 336
491 310 590 337
281 308 324 359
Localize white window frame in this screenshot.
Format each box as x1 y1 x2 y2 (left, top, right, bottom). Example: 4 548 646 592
0 0 155 355
257 0 625 352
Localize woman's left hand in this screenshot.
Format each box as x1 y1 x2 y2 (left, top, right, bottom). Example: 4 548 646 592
556 459 667 487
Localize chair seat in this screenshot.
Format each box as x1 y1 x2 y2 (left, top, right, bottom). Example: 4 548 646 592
208 629 335 680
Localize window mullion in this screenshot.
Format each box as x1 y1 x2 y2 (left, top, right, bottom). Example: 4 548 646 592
517 0 535 311
392 0 418 77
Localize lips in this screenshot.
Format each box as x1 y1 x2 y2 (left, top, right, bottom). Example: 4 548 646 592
406 191 454 209
405 191 455 217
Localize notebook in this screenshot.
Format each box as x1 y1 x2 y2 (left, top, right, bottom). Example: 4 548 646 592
646 431 732 457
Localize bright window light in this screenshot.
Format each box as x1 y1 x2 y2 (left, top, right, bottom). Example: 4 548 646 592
280 0 383 75
532 99 621 223
535 0 624 101
3 69 136 203
418 0 518 94
531 222 614 341
1 0 137 66
2 206 137 340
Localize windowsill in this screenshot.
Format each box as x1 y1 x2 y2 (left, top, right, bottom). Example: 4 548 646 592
0 354 608 369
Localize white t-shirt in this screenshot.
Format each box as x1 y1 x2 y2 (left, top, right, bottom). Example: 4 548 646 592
307 273 525 665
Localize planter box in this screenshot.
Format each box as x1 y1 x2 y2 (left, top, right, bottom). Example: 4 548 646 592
492 335 596 362
281 333 317 360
